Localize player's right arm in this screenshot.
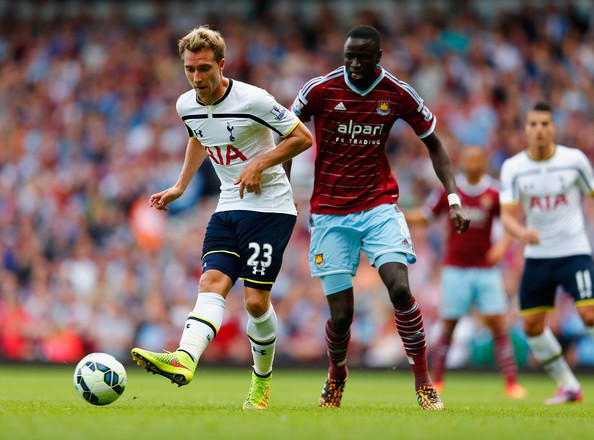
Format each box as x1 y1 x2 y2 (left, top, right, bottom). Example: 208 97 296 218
499 203 539 245
422 132 469 234
498 160 539 244
150 137 207 211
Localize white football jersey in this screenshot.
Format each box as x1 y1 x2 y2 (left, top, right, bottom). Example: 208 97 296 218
500 145 594 258
177 79 300 215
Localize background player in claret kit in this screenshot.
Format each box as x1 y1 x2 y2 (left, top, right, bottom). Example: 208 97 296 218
500 102 594 405
405 146 527 399
131 26 312 410
291 25 469 410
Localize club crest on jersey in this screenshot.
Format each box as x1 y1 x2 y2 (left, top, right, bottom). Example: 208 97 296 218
377 100 391 115
270 104 287 120
227 122 236 141
315 253 324 266
480 194 494 208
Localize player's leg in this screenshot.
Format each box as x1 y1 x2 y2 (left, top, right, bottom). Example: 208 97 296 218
521 258 581 404
131 266 233 386
431 266 473 392
475 267 526 399
363 205 443 410
242 286 276 410
308 212 360 408
569 255 594 339
430 318 458 394
236 211 296 410
318 283 353 408
483 314 526 399
131 212 238 386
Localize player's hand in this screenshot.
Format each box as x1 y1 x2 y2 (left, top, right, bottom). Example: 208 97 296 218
235 160 264 199
449 205 470 234
149 187 184 211
486 242 506 265
521 228 539 245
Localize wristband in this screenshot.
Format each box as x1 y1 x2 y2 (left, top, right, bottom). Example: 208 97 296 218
447 193 461 206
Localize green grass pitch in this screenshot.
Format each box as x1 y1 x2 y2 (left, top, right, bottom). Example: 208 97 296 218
1 365 593 440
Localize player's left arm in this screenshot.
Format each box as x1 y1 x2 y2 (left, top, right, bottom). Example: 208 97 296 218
235 121 313 198
422 132 470 234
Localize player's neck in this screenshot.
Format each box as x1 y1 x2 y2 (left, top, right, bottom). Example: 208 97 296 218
527 143 555 161
466 174 482 185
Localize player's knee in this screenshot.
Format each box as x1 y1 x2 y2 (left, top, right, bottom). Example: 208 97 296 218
387 283 412 308
330 312 352 334
523 320 545 337
244 295 270 318
578 308 594 327
198 270 233 294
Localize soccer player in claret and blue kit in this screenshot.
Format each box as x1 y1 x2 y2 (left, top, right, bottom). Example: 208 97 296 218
291 25 469 410
130 26 312 410
500 102 594 405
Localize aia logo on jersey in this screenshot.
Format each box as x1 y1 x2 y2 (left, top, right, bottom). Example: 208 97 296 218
377 100 390 115
204 145 248 165
529 194 568 211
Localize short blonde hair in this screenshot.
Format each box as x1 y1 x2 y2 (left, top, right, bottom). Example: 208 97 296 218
178 26 226 62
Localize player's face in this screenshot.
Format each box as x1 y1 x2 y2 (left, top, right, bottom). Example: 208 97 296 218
344 37 381 89
183 48 226 105
525 110 556 149
460 147 486 180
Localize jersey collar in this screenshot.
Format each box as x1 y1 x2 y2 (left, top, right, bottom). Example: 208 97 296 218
344 65 385 96
195 78 234 106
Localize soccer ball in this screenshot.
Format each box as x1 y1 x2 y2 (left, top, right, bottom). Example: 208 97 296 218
73 352 127 405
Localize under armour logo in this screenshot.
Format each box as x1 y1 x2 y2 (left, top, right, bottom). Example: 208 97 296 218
252 347 266 355
227 123 235 142
252 266 266 275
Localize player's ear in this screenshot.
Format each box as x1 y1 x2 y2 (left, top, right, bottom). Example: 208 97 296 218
219 58 226 71
377 49 382 63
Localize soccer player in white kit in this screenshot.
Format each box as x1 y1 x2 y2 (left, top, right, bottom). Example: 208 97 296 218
131 26 312 410
500 102 594 404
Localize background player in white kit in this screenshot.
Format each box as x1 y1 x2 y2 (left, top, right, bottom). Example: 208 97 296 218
131 26 312 410
500 102 594 404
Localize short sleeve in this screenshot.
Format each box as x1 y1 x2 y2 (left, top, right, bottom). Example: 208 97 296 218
291 77 323 123
422 188 448 219
252 89 300 138
575 149 594 196
397 81 437 139
499 160 517 205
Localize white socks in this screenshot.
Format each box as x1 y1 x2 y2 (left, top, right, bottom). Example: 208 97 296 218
527 327 581 391
246 304 277 377
178 292 227 361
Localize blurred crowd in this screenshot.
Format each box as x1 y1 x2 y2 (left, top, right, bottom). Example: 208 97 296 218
2 0 594 371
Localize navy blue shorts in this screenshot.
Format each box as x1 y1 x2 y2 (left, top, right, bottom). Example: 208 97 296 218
519 255 594 313
201 210 296 290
